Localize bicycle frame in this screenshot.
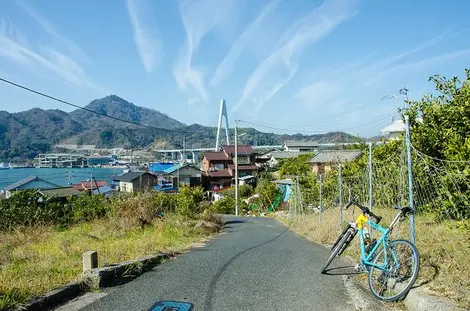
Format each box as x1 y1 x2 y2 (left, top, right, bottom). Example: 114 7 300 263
357 212 403 270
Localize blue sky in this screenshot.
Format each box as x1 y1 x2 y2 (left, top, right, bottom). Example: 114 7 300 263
0 0 469 137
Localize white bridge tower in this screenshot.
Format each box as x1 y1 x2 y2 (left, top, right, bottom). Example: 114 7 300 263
215 99 230 151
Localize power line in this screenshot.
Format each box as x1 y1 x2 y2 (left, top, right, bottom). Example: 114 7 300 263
238 113 392 134
0 77 190 134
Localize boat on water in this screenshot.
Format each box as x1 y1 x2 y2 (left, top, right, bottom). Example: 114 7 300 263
0 163 11 170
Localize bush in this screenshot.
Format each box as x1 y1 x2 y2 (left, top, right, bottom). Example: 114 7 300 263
0 190 53 230
109 192 157 229
255 178 281 209
212 196 235 214
68 194 110 223
174 186 204 218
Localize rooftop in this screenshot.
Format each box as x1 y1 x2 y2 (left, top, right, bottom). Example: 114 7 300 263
40 187 83 198
208 170 232 178
148 162 175 173
111 171 155 182
73 180 109 191
163 163 200 174
204 152 229 161
222 145 254 155
284 140 319 147
271 151 312 159
309 150 362 164
4 176 60 191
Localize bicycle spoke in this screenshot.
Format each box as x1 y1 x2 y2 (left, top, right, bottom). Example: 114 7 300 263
368 239 420 301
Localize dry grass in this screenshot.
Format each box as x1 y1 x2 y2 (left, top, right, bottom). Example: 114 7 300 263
288 207 470 309
0 213 219 310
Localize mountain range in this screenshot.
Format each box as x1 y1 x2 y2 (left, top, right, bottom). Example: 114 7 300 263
0 95 360 161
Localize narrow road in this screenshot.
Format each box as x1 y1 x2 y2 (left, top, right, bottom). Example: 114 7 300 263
74 216 390 311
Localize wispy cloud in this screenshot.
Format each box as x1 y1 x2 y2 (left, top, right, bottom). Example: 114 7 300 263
174 0 237 106
233 0 359 114
16 0 91 64
126 0 162 73
210 0 281 87
290 31 468 129
0 20 101 91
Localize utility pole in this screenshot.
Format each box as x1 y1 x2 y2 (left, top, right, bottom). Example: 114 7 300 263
234 121 239 216
400 87 416 243
90 168 94 196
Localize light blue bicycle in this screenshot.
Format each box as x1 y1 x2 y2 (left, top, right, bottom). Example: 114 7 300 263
321 200 420 302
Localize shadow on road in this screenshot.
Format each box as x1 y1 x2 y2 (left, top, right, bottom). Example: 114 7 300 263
323 265 364 276
223 220 246 226
204 226 289 311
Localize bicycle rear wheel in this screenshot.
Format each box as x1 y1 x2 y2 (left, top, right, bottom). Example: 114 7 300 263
368 239 420 301
321 228 355 274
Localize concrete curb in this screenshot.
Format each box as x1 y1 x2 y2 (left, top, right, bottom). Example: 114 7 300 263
404 286 466 311
19 281 88 311
18 252 174 311
84 253 173 287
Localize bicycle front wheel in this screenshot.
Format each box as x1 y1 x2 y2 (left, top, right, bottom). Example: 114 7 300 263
368 239 420 301
321 228 355 274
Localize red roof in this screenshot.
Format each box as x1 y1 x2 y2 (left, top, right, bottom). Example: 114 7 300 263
209 170 232 178
204 152 229 161
73 180 109 191
222 145 253 155
228 164 258 171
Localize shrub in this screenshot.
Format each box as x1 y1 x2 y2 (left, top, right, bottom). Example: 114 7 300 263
213 196 235 214
68 194 110 223
174 186 204 218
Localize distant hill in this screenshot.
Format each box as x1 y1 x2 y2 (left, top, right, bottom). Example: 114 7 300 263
69 95 185 130
0 95 361 161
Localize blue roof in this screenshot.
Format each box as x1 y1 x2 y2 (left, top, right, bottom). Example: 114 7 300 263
148 162 176 173
163 163 200 174
163 164 183 174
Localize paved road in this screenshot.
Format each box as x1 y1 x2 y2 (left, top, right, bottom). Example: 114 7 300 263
74 216 390 311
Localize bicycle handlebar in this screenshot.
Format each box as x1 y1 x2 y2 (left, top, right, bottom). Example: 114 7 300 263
344 200 382 224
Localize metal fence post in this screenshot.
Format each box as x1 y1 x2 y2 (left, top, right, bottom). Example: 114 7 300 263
319 174 323 223
400 87 416 244
338 163 343 229
405 115 416 243
368 142 373 237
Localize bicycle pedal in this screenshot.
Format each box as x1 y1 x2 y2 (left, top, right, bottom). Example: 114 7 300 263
354 263 367 272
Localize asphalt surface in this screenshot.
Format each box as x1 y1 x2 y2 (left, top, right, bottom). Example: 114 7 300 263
75 216 390 311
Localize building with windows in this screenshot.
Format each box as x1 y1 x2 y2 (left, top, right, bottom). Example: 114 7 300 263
111 171 159 193
201 145 258 191
283 141 319 152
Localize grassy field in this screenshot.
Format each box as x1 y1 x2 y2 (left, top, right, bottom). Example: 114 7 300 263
0 213 221 310
287 207 470 309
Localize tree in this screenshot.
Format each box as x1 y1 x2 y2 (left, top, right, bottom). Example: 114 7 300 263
278 153 314 177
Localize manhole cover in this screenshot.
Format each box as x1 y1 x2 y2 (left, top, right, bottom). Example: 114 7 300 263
148 300 194 311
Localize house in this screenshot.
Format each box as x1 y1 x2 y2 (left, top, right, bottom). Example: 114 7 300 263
4 176 60 198
162 163 202 187
381 120 405 140
201 145 258 191
283 140 319 152
111 171 159 193
309 150 362 175
267 151 312 168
